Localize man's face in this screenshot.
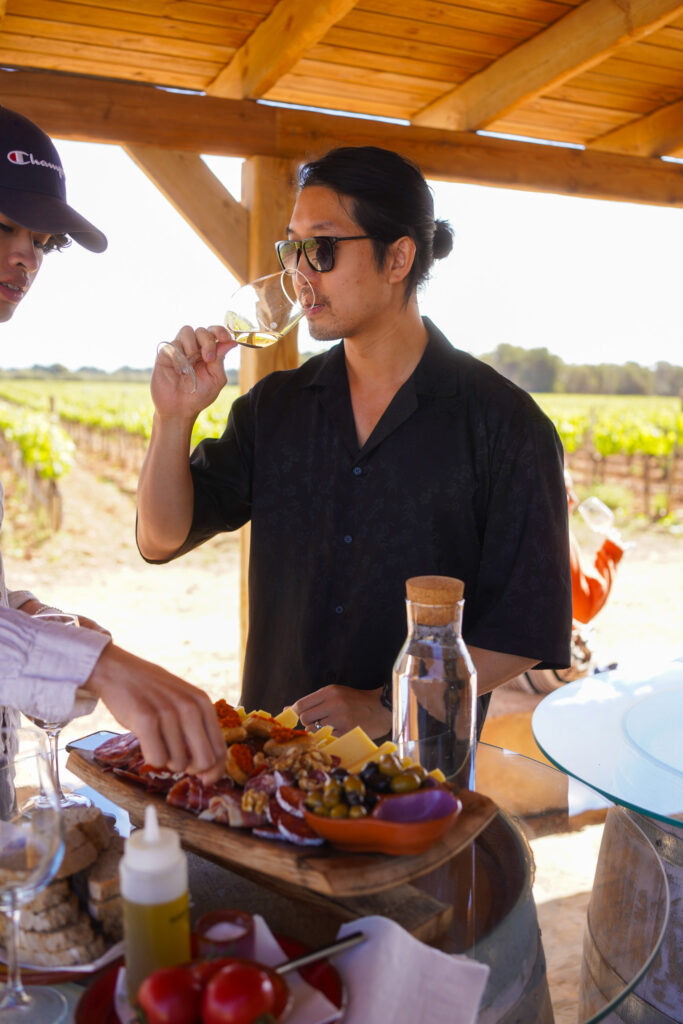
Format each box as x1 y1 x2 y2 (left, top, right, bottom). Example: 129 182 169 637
287 185 393 343
0 213 49 323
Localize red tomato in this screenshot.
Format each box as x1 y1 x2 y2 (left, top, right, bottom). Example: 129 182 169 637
188 957 238 991
201 961 278 1024
137 965 201 1024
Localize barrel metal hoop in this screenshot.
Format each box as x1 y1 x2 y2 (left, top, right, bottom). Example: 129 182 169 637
626 810 683 868
583 922 679 1024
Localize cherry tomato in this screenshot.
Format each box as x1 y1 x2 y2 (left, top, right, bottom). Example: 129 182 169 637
187 957 238 991
201 961 278 1024
137 965 201 1024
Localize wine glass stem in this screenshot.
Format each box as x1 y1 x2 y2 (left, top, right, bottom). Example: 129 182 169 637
0 896 30 1008
45 728 65 800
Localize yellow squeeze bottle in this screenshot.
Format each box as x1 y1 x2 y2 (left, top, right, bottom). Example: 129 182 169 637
120 804 191 1002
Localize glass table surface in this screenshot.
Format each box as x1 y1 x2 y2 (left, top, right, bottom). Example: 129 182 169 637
48 738 670 1024
531 660 683 826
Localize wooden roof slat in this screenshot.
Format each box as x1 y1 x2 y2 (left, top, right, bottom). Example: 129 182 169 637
588 95 683 152
307 40 475 83
339 8 523 57
11 0 261 44
356 0 551 39
66 0 272 27
412 0 683 130
323 26 490 75
207 0 359 100
0 33 221 81
3 12 240 62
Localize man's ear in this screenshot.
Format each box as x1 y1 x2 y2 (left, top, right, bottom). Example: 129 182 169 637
385 236 416 284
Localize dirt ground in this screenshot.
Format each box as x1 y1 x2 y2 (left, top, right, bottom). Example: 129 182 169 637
3 448 680 736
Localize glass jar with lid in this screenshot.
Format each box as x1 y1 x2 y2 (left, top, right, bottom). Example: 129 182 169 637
392 575 477 789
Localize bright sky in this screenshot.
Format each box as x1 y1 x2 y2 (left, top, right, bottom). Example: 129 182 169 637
2 138 682 372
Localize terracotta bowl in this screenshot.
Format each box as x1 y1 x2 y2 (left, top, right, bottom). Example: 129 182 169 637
303 788 462 856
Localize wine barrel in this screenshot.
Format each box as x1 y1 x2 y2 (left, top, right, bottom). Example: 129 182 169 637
579 807 677 1022
415 810 554 1024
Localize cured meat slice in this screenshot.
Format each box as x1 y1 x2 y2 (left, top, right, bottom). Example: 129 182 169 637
201 791 266 829
276 810 325 847
93 732 141 769
167 775 214 813
275 786 307 819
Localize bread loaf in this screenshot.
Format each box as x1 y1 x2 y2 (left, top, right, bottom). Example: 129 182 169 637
87 833 124 903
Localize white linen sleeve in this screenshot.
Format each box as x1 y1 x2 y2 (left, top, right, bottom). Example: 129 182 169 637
7 589 40 611
0 607 109 723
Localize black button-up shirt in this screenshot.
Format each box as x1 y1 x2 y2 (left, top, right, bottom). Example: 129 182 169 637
165 319 572 717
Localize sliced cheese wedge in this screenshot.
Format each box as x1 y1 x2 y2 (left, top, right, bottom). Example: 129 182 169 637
323 726 378 769
274 707 299 729
428 767 446 783
346 740 397 775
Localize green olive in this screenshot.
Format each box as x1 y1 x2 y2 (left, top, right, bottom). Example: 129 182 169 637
390 771 422 793
408 763 428 783
378 754 403 777
329 802 349 818
349 804 369 819
343 775 366 801
322 781 343 807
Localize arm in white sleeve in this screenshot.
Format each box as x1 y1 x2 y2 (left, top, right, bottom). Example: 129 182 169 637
7 589 40 611
0 607 109 723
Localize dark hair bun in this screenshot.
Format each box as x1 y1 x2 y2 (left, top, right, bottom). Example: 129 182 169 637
433 219 454 260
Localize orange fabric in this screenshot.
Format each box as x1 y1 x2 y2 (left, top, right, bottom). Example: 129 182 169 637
570 533 624 624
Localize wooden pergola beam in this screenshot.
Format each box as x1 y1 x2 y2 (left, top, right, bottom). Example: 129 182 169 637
4 69 683 207
588 98 683 157
124 146 249 284
412 0 683 132
207 0 359 99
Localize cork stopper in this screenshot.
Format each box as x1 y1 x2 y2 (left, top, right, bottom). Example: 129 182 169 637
405 576 464 626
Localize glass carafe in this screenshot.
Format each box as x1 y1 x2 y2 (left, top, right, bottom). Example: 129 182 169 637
392 576 476 790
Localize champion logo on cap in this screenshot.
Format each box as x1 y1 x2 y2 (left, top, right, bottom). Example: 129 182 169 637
7 149 65 179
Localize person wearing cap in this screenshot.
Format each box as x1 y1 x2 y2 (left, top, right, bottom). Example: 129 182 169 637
0 106 226 781
137 146 572 738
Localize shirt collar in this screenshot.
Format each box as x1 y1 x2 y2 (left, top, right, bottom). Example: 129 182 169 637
299 317 461 396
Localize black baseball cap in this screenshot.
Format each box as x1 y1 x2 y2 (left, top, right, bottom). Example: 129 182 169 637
0 106 107 253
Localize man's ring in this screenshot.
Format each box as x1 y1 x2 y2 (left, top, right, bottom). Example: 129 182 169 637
313 720 322 731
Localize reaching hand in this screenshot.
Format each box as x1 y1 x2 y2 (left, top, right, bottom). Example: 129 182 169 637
84 644 227 783
292 685 391 740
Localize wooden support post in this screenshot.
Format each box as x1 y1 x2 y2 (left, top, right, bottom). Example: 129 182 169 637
238 156 300 676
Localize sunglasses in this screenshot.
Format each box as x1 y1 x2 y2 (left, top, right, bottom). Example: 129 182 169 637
275 236 372 274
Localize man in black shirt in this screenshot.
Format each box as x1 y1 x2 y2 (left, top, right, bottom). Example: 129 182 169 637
137 147 571 738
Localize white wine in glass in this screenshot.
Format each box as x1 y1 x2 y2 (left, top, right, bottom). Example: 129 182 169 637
0 726 65 1022
157 269 315 394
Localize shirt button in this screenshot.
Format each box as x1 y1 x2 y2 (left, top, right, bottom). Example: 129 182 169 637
344 535 352 544
335 605 344 615
353 467 362 476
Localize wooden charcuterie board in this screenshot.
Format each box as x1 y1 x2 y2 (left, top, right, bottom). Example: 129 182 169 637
66 740 498 899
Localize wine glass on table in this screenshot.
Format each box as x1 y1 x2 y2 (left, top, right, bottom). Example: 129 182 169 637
24 612 90 810
0 726 65 1022
157 269 315 394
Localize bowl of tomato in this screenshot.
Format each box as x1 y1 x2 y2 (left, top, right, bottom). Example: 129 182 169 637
136 957 292 1024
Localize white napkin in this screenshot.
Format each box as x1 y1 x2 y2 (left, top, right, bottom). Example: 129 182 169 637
113 914 341 1024
335 916 490 1024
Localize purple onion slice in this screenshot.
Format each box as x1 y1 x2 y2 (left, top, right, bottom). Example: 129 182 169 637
371 788 460 823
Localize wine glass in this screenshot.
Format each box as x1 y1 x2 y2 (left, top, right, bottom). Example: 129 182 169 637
0 726 66 1022
24 613 90 810
157 269 315 394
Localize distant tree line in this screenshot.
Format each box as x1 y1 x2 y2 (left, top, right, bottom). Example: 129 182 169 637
479 344 683 395
2 351 681 396
0 364 240 386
